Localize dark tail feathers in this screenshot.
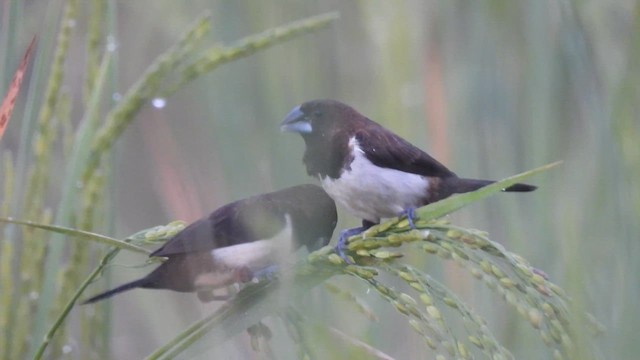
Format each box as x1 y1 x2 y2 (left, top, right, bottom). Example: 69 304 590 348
453 178 537 193
502 183 537 192
82 278 150 305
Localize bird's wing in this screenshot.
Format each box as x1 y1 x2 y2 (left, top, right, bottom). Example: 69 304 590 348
150 198 286 258
354 120 456 178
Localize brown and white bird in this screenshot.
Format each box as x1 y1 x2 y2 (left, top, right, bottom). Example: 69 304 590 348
83 185 337 303
280 99 535 260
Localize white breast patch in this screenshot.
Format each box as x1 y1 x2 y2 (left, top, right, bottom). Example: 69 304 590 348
321 137 429 223
210 214 293 271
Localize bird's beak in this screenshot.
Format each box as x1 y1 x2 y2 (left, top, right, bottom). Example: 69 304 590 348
280 106 312 134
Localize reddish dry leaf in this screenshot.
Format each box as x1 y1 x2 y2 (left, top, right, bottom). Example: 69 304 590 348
0 36 37 141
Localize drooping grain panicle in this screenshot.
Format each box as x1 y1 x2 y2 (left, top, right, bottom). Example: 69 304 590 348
344 218 578 358
323 282 378 322
282 306 396 360
281 307 315 360
389 263 512 359
165 12 340 97
346 266 462 358
140 163 595 360
84 0 107 103
82 14 212 187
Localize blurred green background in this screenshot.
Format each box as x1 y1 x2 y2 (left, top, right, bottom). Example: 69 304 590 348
1 0 639 359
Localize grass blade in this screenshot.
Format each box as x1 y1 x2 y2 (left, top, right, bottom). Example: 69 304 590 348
30 221 186 359
33 248 120 360
27 33 111 359
416 161 562 221
0 217 150 255
82 14 211 185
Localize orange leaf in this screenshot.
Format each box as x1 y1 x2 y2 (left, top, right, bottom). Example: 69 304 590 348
0 36 37 140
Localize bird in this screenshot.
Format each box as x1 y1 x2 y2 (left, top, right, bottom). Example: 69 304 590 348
280 99 536 260
83 184 337 304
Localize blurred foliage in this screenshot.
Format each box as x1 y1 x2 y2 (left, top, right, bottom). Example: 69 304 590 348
0 2 338 359
1 0 639 359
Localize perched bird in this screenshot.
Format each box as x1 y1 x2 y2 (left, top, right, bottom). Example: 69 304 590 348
281 99 536 259
83 185 337 304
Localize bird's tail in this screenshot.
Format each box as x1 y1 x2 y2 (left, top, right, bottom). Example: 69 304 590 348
452 178 537 193
82 278 151 305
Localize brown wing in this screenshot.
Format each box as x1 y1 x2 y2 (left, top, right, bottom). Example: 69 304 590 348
354 119 456 178
150 198 286 258
149 185 336 258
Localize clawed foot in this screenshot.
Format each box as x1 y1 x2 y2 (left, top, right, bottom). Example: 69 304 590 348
197 290 232 303
252 265 280 282
336 226 366 264
400 207 417 229
195 265 280 303
532 267 549 280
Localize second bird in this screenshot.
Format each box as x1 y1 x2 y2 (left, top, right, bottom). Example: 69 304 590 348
281 100 536 257
83 184 337 304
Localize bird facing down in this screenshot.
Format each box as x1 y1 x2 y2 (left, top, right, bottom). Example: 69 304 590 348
280 100 535 257
83 184 337 304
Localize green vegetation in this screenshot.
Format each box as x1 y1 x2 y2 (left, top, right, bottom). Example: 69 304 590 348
1 1 637 359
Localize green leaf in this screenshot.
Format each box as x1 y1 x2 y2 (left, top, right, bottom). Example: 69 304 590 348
0 217 150 255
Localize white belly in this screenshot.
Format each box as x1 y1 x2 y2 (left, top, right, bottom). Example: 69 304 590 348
210 214 293 272
195 215 293 290
321 139 429 223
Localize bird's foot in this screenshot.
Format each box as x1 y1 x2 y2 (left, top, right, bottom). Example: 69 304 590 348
532 267 549 280
252 265 280 282
336 226 366 264
196 290 233 303
400 207 418 229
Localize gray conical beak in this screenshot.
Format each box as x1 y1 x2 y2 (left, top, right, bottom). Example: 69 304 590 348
280 106 312 134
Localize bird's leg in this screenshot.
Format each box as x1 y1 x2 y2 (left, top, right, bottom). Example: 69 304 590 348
362 219 378 229
532 267 549 280
252 265 280 282
400 207 418 229
196 265 279 303
336 220 376 264
197 289 232 303
336 227 365 264
194 267 251 303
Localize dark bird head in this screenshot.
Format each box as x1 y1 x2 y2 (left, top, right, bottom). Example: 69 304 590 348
281 99 361 138
281 100 365 178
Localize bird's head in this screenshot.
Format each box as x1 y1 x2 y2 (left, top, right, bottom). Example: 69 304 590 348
280 99 359 138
